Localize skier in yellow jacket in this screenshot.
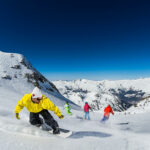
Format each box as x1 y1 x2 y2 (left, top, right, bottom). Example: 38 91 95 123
15 87 64 134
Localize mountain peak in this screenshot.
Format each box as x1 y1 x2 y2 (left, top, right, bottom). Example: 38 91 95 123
0 51 60 96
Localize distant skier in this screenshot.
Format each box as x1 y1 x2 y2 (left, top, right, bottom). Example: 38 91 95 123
14 87 64 134
101 105 114 123
64 102 72 115
84 102 91 120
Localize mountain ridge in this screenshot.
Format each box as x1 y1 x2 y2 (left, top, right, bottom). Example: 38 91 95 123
0 51 78 108
52 78 150 111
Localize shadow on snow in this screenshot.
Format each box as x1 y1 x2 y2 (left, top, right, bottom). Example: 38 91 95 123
70 131 112 139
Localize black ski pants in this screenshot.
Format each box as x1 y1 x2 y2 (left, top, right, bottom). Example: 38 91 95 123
29 109 59 130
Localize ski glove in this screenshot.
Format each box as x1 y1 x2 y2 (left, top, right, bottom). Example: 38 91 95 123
15 113 20 120
59 115 64 119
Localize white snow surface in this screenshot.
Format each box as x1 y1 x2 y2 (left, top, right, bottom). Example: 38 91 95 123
0 51 78 108
52 78 150 110
0 86 150 150
0 51 150 150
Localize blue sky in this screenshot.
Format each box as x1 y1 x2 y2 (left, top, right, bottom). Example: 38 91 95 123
0 0 150 80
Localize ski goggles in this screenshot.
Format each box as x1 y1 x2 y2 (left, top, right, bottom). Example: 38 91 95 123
37 98 42 101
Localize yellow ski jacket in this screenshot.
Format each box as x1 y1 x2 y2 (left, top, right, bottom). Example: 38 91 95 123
15 93 62 117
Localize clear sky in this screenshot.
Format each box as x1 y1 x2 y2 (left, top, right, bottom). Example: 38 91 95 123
0 0 150 80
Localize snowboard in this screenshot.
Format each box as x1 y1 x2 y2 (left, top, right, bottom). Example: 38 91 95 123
39 124 72 138
48 128 72 138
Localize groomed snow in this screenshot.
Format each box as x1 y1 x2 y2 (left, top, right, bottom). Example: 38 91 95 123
0 51 150 150
0 86 150 150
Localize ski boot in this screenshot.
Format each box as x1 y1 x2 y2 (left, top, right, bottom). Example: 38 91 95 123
53 127 60 134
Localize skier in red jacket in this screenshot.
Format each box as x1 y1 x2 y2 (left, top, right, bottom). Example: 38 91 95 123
101 105 114 123
84 102 91 120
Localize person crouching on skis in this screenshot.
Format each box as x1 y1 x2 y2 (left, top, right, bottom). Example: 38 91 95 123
84 102 91 120
101 105 114 123
14 87 64 134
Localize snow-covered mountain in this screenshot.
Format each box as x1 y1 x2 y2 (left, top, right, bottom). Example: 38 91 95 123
0 51 77 107
1 52 150 150
124 97 150 114
53 78 150 111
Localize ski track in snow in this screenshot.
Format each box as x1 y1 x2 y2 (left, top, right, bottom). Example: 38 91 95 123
1 107 150 150
0 87 150 150
0 52 150 150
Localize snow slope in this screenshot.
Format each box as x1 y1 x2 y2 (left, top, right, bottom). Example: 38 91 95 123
125 97 150 114
0 86 150 150
0 52 150 150
0 51 78 108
